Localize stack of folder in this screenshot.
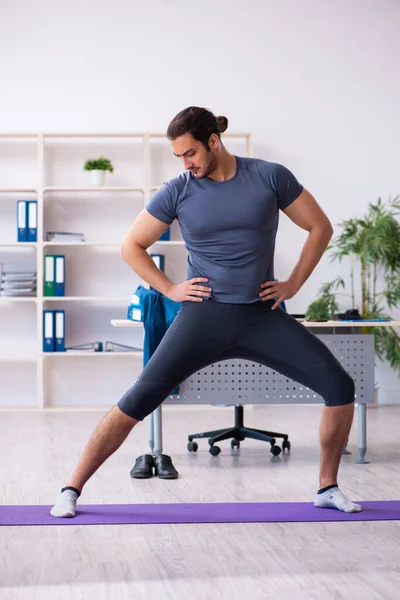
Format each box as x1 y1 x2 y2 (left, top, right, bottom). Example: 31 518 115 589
17 200 37 242
0 263 37 297
44 255 65 296
45 231 85 242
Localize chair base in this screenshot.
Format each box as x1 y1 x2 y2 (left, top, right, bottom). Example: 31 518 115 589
187 405 290 456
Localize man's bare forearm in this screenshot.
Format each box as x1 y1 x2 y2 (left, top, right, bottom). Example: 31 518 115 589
288 224 333 291
121 242 175 296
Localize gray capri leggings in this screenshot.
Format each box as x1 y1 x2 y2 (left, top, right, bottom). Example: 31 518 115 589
118 299 355 420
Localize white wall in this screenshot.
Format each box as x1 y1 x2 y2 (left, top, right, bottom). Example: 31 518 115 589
1 0 399 403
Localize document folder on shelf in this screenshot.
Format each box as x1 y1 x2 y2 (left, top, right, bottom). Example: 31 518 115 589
55 255 65 296
27 201 38 242
17 201 28 242
127 293 142 321
158 227 170 241
44 255 55 296
150 254 165 271
55 310 65 352
65 341 103 353
43 310 55 352
105 341 142 352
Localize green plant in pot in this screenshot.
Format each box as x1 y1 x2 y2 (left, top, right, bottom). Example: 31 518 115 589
83 157 114 186
306 197 400 375
306 277 344 321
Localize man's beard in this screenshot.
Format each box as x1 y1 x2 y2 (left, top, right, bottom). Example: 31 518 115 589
196 153 219 179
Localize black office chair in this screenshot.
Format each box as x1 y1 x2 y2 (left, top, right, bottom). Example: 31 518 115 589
187 293 291 457
187 403 290 456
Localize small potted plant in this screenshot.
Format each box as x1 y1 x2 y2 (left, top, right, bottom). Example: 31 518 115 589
83 157 114 186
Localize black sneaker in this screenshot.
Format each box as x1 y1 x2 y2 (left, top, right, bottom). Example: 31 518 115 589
154 454 179 479
129 454 155 479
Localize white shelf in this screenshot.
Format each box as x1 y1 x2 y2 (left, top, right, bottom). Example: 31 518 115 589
0 188 37 193
0 297 37 303
43 133 145 138
42 240 185 247
111 319 143 327
0 353 36 362
151 240 185 246
43 296 129 302
43 351 143 357
0 242 37 247
43 186 144 193
0 134 38 139
43 241 121 247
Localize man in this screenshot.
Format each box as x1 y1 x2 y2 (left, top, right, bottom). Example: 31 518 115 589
51 106 361 518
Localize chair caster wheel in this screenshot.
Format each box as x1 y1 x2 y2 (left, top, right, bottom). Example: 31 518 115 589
187 441 198 452
270 444 281 456
282 440 291 452
231 439 240 449
209 445 221 456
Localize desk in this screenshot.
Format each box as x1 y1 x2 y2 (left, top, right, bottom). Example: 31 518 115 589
111 318 400 463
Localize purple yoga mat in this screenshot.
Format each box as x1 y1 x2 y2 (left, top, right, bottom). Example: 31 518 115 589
1 501 400 526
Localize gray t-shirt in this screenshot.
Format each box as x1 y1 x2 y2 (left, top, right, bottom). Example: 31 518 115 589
146 156 303 304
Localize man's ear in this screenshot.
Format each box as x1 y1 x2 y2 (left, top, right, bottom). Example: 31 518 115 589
209 133 219 149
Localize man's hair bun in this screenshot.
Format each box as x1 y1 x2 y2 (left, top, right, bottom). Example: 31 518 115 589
216 116 228 133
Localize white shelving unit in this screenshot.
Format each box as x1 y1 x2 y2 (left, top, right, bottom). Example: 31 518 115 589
0 131 252 408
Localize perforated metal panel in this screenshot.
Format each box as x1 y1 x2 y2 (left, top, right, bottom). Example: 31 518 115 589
166 334 374 405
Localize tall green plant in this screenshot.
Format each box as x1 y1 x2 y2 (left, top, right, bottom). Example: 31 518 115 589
306 197 400 375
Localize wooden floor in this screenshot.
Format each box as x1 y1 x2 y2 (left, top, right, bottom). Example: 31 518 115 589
1 403 400 600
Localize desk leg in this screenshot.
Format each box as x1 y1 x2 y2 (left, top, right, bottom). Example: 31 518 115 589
153 406 163 457
147 411 154 455
355 403 370 464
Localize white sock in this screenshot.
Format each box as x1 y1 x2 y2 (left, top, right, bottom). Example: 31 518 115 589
314 486 362 513
50 488 79 518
